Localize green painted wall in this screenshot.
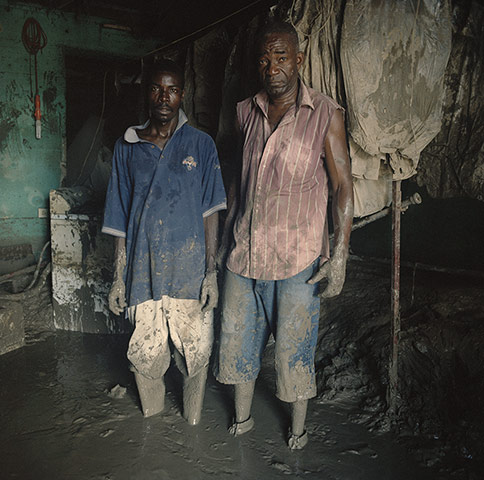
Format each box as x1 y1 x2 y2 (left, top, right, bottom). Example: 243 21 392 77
0 1 158 257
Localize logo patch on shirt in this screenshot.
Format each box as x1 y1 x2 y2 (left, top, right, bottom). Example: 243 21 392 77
182 156 197 171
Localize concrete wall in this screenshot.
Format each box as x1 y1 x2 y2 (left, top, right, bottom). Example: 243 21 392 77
0 1 158 257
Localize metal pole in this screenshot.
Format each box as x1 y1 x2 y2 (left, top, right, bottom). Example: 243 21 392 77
350 192 421 233
388 179 402 418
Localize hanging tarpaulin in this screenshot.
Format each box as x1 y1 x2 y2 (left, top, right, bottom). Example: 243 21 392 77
417 2 484 201
341 0 452 216
285 0 345 105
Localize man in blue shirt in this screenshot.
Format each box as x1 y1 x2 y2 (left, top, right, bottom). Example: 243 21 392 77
103 59 226 423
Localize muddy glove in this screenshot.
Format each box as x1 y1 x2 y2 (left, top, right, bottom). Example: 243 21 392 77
200 271 218 313
307 251 348 298
108 279 127 315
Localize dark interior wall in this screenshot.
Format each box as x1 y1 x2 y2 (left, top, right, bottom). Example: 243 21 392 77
350 186 484 271
0 0 159 257
65 54 141 152
63 53 142 190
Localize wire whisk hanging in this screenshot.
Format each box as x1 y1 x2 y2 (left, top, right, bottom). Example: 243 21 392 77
22 18 47 139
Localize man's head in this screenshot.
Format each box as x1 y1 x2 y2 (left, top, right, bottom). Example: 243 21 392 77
256 20 304 99
146 59 185 124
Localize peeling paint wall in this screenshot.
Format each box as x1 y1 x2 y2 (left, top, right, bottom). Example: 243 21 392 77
0 1 158 257
50 187 130 333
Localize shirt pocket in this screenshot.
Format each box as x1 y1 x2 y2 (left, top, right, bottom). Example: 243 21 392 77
279 143 321 194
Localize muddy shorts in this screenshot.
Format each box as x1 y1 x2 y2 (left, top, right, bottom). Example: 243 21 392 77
214 259 320 403
127 297 213 380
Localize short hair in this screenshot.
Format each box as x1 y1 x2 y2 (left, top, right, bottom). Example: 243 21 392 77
146 58 185 89
256 19 300 52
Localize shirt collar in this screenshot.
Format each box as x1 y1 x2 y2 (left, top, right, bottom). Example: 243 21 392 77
298 80 315 110
124 109 188 143
252 79 315 117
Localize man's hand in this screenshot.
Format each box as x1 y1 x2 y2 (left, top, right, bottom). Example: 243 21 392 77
200 271 218 313
307 252 348 298
108 279 127 315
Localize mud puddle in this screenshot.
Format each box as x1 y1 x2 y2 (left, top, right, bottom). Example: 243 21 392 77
0 330 439 480
2 257 483 479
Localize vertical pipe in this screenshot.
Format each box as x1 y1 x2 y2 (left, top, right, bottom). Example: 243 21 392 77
389 179 401 418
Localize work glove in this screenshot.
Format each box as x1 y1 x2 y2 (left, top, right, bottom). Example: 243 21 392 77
200 271 218 313
108 279 127 315
307 252 347 298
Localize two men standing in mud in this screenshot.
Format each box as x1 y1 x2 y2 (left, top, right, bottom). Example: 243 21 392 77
103 19 353 449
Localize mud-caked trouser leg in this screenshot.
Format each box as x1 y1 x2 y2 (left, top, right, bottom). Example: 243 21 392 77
274 260 320 449
170 300 214 425
132 371 166 418
173 349 209 426
127 299 171 417
128 298 213 420
214 270 274 434
234 380 256 423
183 366 208 426
215 261 320 443
291 400 308 436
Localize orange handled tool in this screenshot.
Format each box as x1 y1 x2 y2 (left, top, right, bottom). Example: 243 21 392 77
22 18 47 140
34 94 41 139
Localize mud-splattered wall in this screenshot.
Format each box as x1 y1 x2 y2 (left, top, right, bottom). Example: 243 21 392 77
0 0 158 257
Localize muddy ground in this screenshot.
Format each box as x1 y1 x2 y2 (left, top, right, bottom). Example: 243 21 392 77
0 257 483 479
316 257 484 478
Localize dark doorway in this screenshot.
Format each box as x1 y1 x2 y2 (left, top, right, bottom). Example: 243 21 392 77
64 52 142 192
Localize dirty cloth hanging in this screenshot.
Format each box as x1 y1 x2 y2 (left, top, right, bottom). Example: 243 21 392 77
340 0 452 216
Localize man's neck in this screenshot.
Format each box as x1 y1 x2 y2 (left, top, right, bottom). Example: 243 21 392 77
267 80 299 108
149 114 179 139
266 81 299 131
139 113 179 149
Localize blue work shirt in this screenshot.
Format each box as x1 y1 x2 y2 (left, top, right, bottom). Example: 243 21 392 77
102 111 226 307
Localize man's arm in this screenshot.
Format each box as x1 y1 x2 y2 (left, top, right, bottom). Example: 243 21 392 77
200 212 219 312
216 174 239 267
204 212 219 273
108 236 127 314
217 114 242 268
308 109 354 297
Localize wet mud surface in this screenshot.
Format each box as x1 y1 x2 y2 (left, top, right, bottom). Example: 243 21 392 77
0 336 435 480
1 258 483 479
316 258 484 479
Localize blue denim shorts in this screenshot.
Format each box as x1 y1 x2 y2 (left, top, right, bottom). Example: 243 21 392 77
214 259 320 402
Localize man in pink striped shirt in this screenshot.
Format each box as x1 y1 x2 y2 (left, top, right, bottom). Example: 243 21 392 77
215 20 353 449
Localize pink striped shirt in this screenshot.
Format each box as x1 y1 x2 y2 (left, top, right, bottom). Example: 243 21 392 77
226 81 343 280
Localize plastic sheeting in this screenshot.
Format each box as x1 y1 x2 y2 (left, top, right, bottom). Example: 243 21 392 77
341 0 451 216
284 0 346 105
184 29 232 138
416 1 484 201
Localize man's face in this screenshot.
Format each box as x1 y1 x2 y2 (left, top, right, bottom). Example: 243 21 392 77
148 71 184 123
257 32 303 99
